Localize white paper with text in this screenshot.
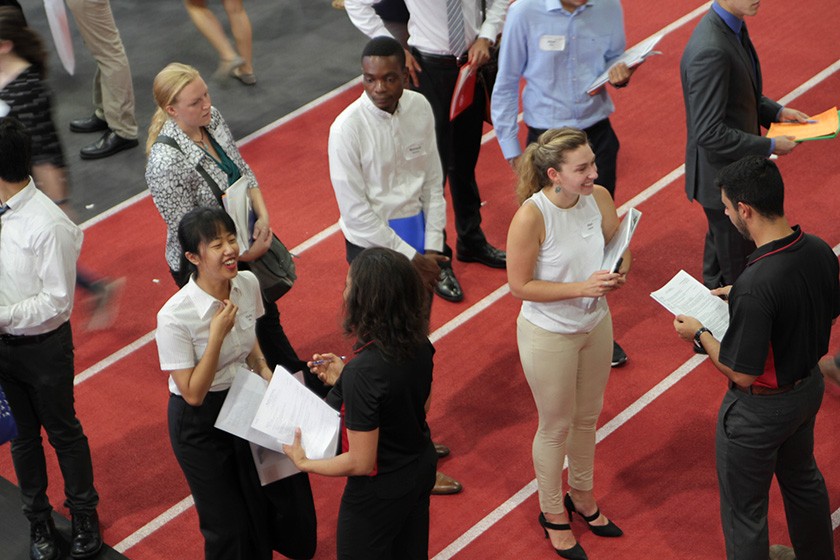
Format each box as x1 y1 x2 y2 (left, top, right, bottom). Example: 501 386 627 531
650 269 730 337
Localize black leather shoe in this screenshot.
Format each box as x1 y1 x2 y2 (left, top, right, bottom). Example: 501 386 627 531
30 518 59 560
538 512 587 560
80 130 139 160
564 493 623 538
434 266 464 302
611 341 628 367
70 511 102 559
69 115 109 134
457 242 506 269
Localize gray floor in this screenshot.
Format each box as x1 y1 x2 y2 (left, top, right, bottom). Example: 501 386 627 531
23 0 368 224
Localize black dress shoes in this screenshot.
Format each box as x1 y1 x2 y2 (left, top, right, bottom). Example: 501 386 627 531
30 518 59 560
69 115 109 134
434 265 464 302
80 130 139 160
70 511 103 559
457 242 506 269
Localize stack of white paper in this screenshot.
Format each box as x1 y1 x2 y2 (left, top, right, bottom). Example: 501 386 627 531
586 34 664 95
221 176 252 255
602 208 641 273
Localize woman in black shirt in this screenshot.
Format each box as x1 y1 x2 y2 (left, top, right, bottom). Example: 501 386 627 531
284 247 438 560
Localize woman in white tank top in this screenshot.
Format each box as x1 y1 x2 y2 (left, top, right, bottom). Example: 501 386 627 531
506 128 631 560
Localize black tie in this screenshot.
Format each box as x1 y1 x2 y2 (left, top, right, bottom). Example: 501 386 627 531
740 24 757 79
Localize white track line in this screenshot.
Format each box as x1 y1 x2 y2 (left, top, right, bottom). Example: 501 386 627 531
113 495 195 553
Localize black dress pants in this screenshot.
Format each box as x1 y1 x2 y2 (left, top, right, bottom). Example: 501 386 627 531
0 322 99 522
412 49 488 253
527 118 620 198
716 371 834 560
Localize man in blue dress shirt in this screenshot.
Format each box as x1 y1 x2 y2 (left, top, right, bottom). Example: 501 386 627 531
491 0 633 367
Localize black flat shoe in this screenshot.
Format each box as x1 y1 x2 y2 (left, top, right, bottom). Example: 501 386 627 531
80 130 139 160
564 493 623 538
434 265 464 302
538 512 587 560
71 510 103 558
30 518 59 560
69 114 108 133
456 242 506 269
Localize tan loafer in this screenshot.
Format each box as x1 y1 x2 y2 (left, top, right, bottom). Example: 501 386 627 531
432 471 462 495
769 544 795 560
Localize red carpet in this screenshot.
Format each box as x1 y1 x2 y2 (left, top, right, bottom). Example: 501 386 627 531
2 1 840 558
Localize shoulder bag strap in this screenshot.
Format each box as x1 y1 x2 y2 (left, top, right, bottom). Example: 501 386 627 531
155 134 225 207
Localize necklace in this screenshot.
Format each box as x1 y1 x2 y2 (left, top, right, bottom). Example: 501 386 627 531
192 128 209 150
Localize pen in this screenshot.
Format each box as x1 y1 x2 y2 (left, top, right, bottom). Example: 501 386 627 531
311 356 346 366
804 119 818 124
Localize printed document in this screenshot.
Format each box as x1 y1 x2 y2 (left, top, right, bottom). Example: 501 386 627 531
650 270 730 338
587 34 664 95
602 208 641 272
251 366 341 461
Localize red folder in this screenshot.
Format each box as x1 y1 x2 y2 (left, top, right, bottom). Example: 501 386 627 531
449 64 476 121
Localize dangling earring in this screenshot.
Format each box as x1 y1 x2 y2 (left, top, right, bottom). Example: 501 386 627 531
554 183 563 194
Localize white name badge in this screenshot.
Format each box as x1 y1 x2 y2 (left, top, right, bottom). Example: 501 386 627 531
581 217 599 237
404 142 426 160
539 35 566 51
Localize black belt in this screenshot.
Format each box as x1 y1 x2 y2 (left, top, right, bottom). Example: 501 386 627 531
732 377 805 396
412 48 468 67
0 322 67 346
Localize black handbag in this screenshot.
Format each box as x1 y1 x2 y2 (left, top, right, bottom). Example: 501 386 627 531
155 135 296 301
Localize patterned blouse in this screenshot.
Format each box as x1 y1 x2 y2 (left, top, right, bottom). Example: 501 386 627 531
146 107 259 271
0 66 65 168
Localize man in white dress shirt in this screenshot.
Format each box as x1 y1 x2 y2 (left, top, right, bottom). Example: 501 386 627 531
329 37 462 495
344 0 509 303
0 118 101 560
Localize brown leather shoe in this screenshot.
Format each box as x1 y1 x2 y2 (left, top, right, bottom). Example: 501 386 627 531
769 544 796 560
431 471 462 495
434 443 450 458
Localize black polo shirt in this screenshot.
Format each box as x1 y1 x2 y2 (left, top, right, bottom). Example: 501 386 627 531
719 226 839 387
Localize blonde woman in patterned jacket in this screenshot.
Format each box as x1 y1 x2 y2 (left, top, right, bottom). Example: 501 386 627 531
145 62 326 397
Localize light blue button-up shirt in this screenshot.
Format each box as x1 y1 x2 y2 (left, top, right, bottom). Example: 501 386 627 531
491 0 626 159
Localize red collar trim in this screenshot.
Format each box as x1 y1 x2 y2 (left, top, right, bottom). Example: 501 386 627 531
747 229 803 267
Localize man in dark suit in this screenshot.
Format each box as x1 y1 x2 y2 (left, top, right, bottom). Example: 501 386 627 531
680 0 808 288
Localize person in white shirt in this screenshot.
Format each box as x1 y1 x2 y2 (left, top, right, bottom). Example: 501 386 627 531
156 206 316 560
328 36 462 496
506 128 629 559
0 117 101 560
343 0 509 301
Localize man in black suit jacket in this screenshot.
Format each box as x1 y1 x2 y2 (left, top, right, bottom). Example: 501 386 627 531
680 0 807 288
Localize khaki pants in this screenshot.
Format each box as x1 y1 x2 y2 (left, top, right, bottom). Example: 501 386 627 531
66 0 137 139
517 312 612 514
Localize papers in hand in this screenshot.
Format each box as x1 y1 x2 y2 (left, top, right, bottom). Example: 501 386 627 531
450 64 477 121
586 34 664 95
251 366 341 461
214 366 340 484
44 0 75 75
221 177 252 255
767 107 840 142
650 270 730 338
602 208 641 273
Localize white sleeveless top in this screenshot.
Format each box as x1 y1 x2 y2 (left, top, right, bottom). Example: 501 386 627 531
520 190 609 334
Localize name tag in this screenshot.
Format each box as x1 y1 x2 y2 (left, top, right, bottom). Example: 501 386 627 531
405 142 426 160
581 217 599 238
539 35 566 51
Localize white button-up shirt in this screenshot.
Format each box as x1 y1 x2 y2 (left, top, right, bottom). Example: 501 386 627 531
0 180 82 336
345 0 508 55
329 90 446 259
156 271 264 395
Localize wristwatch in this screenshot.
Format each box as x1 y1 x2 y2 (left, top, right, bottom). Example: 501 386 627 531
693 327 712 354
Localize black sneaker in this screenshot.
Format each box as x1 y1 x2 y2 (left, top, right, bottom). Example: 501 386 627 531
611 341 628 368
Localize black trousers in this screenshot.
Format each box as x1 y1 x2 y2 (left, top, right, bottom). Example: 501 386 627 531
0 322 99 522
716 370 834 560
527 118 620 198
412 49 488 252
337 442 437 560
701 206 755 289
